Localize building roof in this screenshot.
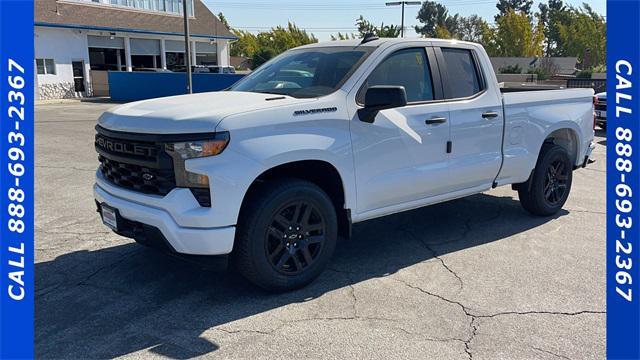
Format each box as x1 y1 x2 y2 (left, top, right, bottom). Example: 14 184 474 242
490 57 578 75
35 0 236 40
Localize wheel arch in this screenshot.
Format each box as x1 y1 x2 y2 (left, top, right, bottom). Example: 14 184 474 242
239 159 353 239
542 125 581 166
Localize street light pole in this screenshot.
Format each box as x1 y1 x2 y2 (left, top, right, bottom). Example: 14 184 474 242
182 0 193 94
385 1 421 38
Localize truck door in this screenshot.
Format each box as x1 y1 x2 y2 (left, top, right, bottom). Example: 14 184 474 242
435 46 503 190
350 47 451 216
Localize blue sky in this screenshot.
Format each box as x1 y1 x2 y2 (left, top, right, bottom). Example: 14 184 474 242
205 0 605 41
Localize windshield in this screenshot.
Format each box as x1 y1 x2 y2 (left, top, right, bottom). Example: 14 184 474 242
230 46 374 98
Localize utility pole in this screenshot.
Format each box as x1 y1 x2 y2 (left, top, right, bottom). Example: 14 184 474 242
385 1 421 38
182 0 193 94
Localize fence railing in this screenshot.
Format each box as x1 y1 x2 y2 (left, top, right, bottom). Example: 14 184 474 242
566 78 606 93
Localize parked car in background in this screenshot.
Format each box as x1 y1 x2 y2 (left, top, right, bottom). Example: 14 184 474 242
94 37 595 291
208 65 236 74
133 68 172 72
594 92 606 129
173 65 236 74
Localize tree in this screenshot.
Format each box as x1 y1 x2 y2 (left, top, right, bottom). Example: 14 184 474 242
330 32 357 41
252 47 277 69
538 0 572 56
556 4 606 68
217 12 230 30
415 1 457 37
239 22 317 69
230 29 258 57
488 9 544 56
355 15 401 38
434 25 453 39
330 16 400 40
255 22 317 56
496 0 534 18
457 15 491 43
228 22 318 68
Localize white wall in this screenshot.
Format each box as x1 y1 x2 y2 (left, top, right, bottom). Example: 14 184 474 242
34 27 91 98
217 40 230 67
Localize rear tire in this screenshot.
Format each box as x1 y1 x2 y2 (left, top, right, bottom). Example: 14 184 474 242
518 144 573 216
232 179 338 292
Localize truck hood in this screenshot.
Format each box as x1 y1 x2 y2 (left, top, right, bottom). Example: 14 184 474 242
98 91 313 134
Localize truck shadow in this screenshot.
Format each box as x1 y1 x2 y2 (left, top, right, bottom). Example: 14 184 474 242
36 193 567 359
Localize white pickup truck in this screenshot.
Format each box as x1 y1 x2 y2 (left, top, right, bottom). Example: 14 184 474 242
94 37 595 291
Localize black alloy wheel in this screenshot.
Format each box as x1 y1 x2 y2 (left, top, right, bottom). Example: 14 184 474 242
543 159 569 206
517 143 573 216
266 200 326 275
232 179 338 292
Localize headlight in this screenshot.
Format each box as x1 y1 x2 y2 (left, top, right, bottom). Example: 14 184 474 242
164 132 230 207
166 132 230 159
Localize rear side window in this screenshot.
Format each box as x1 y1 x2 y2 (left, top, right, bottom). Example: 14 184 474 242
358 48 434 103
441 48 483 98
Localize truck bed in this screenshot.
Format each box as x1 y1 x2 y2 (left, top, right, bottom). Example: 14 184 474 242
496 88 595 186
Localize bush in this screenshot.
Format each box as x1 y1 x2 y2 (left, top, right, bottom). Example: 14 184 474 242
527 67 548 80
498 64 522 74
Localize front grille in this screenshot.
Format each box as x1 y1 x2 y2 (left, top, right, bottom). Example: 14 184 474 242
595 103 606 111
95 126 212 207
98 155 176 195
95 129 177 196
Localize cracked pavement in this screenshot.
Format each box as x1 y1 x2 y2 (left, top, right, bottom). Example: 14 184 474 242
35 102 606 359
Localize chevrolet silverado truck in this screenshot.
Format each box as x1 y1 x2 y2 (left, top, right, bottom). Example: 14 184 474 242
94 37 595 291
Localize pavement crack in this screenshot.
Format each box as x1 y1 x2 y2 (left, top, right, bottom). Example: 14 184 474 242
216 327 275 336
464 317 478 360
564 208 606 215
531 346 572 360
38 249 139 297
475 310 606 318
325 268 360 319
36 164 96 172
390 277 603 360
400 228 465 291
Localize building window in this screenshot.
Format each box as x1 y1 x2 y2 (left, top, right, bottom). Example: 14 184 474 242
36 59 56 75
99 0 193 15
89 48 126 71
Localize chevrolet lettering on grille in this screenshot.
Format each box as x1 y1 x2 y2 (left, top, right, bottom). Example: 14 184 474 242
95 136 156 158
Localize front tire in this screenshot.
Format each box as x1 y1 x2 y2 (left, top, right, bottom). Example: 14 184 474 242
233 179 338 292
518 144 573 216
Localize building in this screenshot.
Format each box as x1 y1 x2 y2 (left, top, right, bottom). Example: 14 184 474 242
35 0 236 100
490 57 578 77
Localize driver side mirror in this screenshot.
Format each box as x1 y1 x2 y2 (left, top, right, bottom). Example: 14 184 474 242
357 86 408 123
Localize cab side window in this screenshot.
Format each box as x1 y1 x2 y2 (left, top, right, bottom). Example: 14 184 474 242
358 48 434 103
441 48 484 98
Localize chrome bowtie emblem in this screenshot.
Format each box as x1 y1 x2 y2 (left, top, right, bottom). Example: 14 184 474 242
142 173 154 181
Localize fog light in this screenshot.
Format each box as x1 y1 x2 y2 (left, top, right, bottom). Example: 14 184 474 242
185 172 209 187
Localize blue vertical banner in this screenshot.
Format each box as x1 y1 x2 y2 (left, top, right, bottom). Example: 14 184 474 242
0 0 35 358
607 0 640 359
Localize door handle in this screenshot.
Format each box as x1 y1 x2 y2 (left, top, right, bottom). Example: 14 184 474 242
482 111 499 119
425 116 447 125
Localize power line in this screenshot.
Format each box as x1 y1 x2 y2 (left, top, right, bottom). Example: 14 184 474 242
211 0 497 10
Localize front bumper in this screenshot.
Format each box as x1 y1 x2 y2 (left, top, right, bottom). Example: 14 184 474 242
94 182 235 255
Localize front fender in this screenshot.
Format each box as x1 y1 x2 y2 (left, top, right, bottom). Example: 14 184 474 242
185 129 356 228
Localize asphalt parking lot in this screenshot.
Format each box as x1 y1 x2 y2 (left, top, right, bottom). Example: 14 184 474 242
35 101 606 359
